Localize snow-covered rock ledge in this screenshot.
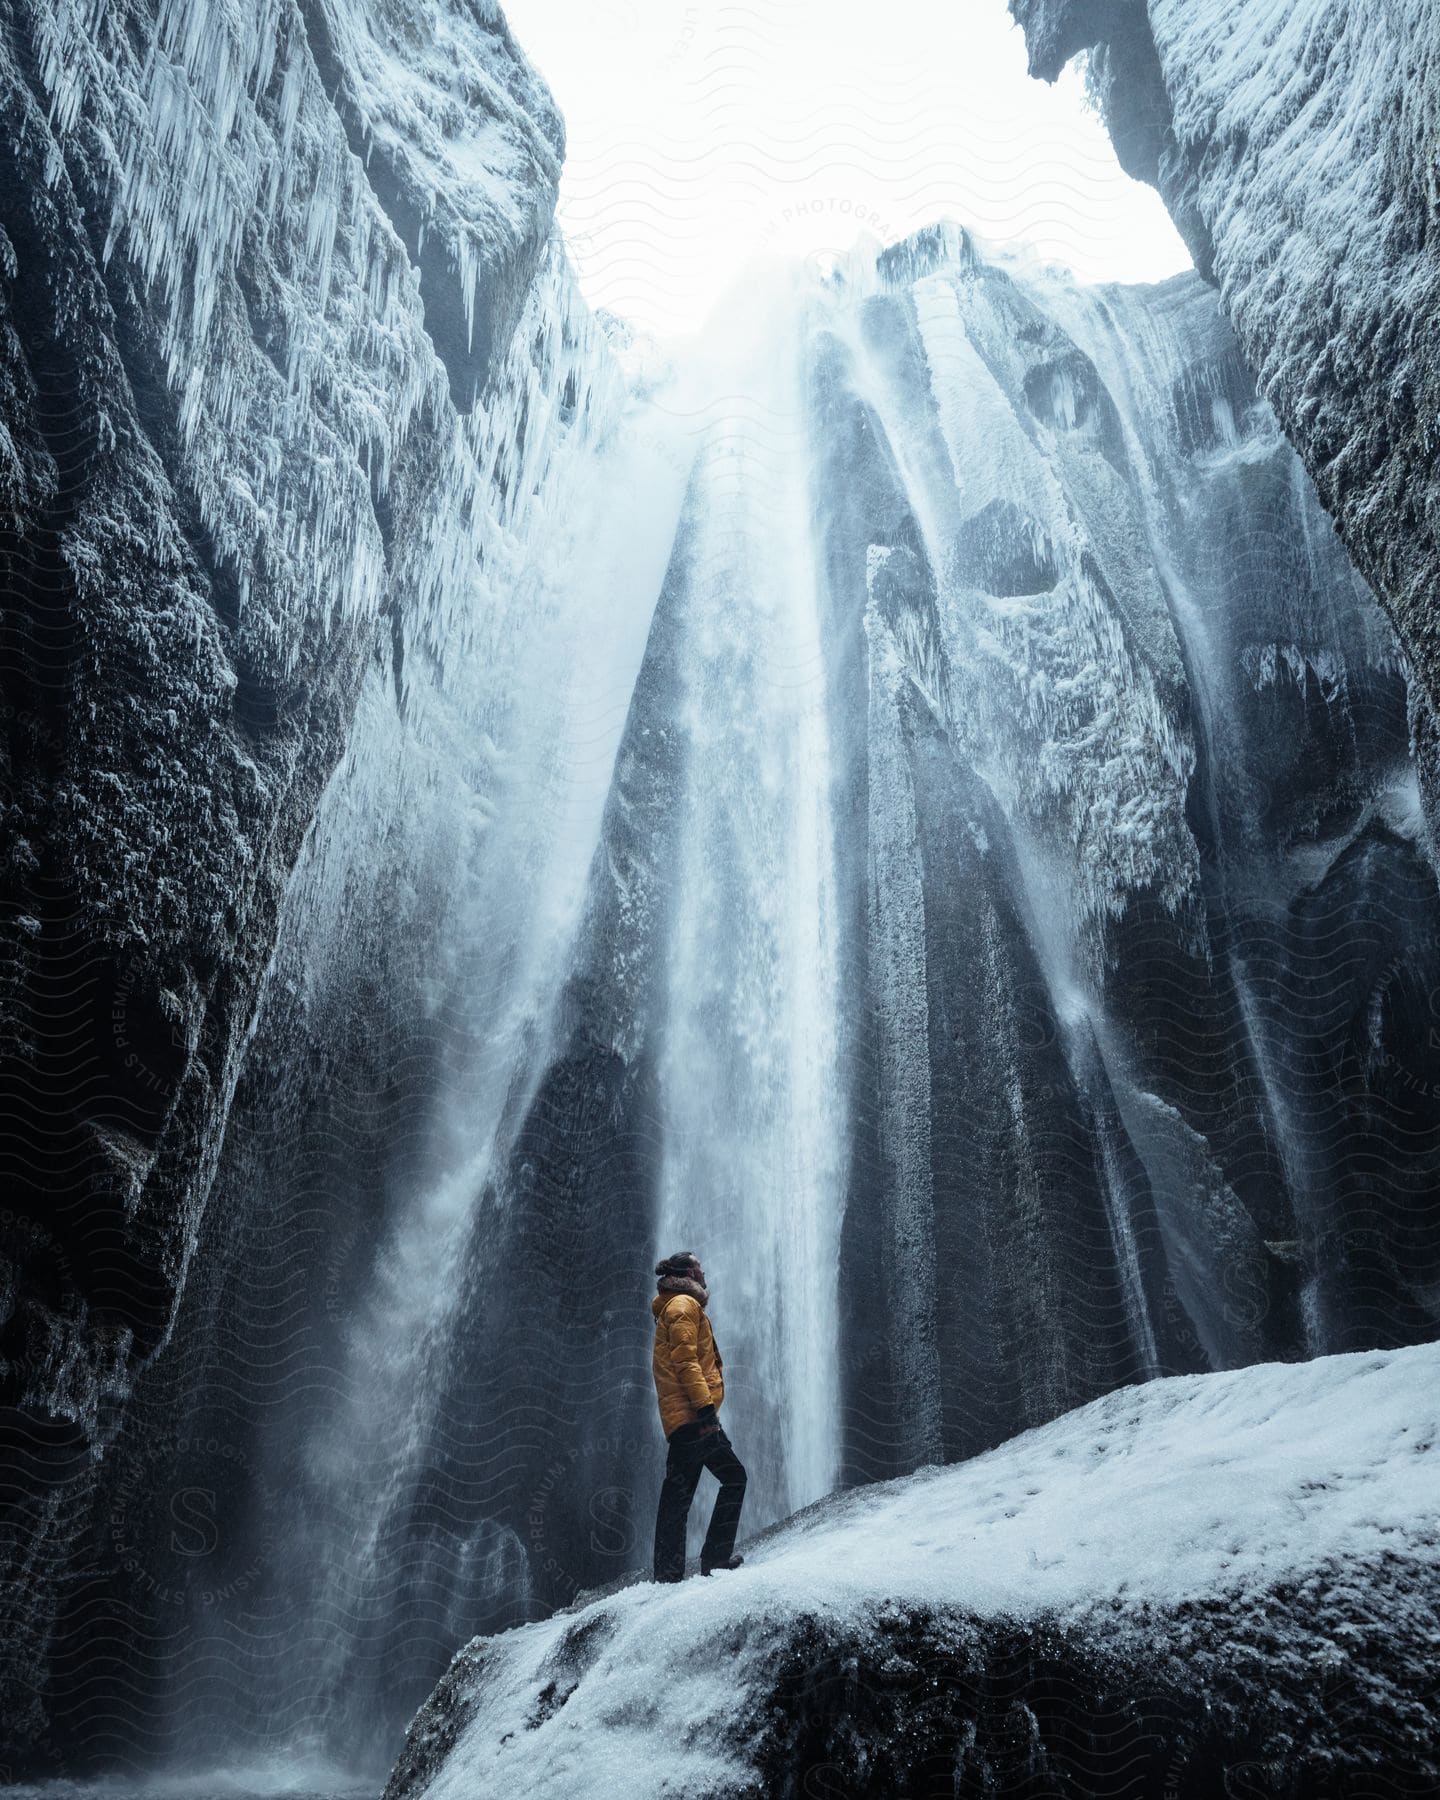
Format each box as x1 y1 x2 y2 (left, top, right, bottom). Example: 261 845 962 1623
384 1346 1440 1799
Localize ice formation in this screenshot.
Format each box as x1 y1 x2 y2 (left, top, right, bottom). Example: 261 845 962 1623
1012 0 1440 824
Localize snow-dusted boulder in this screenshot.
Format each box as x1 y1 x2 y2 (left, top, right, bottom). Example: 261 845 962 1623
1011 0 1440 813
385 1344 1440 1799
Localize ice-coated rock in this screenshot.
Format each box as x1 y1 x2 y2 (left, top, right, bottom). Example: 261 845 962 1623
383 1343 1440 1800
807 235 1439 1486
0 0 582 1752
1010 0 1440 820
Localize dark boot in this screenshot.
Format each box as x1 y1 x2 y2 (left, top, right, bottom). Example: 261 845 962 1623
701 1553 744 1576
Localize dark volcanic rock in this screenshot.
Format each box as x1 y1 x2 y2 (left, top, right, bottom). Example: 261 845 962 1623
0 0 562 1754
1010 0 1440 822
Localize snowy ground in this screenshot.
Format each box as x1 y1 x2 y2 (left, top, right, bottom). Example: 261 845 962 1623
385 1343 1440 1798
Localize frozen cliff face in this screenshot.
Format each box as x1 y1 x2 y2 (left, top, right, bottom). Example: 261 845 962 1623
1010 0 1440 823
0 0 584 1756
807 232 1440 1485
384 1343 1440 1800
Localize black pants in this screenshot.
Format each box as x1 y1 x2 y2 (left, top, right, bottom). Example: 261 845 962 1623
652 1420 747 1581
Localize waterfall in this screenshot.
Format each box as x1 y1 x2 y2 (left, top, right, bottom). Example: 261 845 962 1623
285 318 697 1722
651 272 847 1522
123 263 702 1764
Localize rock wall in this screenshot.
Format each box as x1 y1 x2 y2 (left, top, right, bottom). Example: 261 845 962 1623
22 223 1440 1779
812 233 1440 1485
1010 0 1440 824
0 0 575 1755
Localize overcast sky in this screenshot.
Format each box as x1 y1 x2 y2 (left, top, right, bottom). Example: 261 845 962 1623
500 0 1191 337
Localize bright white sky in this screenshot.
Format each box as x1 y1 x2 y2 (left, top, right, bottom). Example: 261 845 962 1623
500 0 1191 338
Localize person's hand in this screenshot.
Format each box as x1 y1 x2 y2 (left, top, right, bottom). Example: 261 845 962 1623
695 1405 719 1436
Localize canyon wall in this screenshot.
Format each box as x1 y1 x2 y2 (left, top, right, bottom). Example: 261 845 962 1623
0 0 608 1756
1011 0 1440 819
41 228 1440 1778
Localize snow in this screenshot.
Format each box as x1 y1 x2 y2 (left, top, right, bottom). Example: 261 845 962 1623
394 1343 1440 1799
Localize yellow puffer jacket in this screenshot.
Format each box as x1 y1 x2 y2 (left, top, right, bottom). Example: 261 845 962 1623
651 1291 724 1436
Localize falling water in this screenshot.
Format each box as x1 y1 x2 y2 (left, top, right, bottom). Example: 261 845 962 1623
154 266 699 1758
653 269 848 1523
294 371 695 1713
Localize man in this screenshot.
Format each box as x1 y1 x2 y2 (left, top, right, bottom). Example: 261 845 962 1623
651 1251 747 1581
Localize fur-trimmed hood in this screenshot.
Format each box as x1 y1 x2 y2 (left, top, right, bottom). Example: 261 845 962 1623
655 1273 708 1307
